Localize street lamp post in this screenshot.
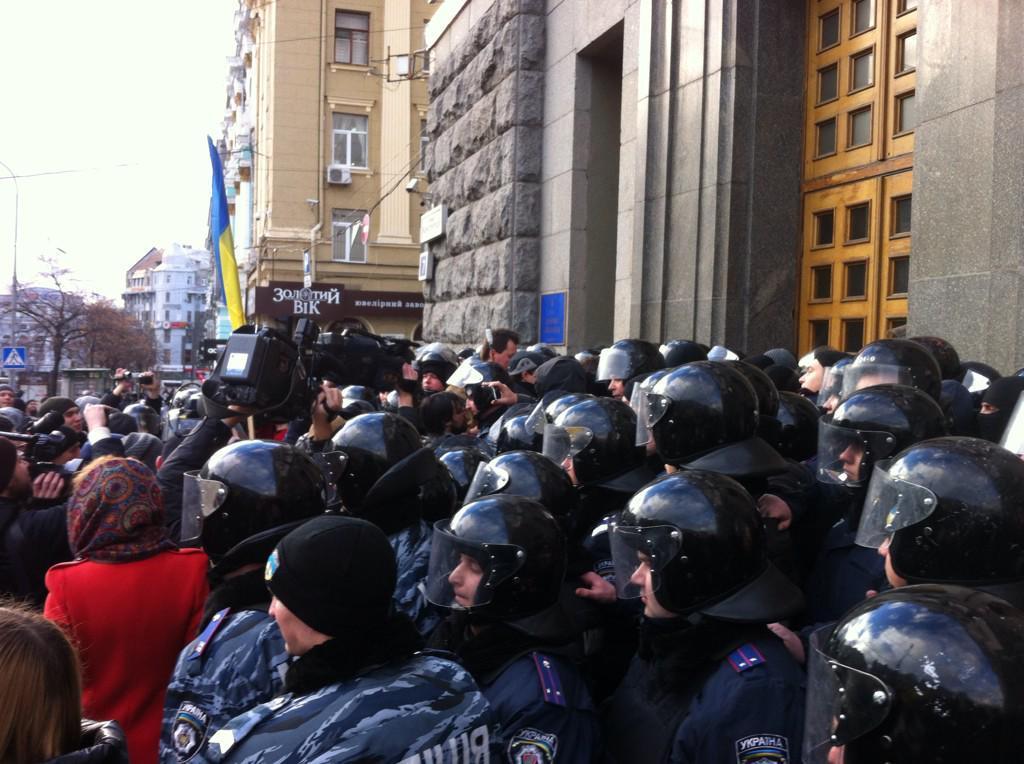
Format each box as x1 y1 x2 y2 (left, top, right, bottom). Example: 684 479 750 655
0 159 18 390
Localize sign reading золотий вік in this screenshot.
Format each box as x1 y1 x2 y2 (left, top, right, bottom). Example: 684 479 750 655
253 281 424 320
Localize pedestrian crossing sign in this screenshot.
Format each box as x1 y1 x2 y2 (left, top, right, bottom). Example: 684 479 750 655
1 347 26 369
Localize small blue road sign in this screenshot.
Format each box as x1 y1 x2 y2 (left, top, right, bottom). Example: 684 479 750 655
1 347 26 369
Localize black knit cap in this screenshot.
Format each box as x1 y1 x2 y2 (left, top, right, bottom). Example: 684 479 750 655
264 515 397 638
38 396 76 418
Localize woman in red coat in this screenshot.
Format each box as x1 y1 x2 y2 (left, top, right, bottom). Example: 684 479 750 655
44 456 208 764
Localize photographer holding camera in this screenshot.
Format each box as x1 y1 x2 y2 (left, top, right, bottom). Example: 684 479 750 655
100 368 163 417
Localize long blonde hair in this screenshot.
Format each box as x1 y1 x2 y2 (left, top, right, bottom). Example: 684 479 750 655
0 604 82 762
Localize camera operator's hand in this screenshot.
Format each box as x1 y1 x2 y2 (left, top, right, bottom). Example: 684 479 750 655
311 386 343 441
139 370 160 399
112 368 132 397
223 404 259 428
83 403 110 431
484 381 517 407
32 472 66 501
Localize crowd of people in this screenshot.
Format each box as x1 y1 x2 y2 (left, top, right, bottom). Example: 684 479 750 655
1 328 1024 762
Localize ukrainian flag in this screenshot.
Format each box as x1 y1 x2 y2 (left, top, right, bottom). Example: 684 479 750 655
208 136 245 329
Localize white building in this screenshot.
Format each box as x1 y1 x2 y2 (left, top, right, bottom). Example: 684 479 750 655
123 244 212 374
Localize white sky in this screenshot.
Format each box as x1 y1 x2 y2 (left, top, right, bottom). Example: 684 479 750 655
0 0 237 302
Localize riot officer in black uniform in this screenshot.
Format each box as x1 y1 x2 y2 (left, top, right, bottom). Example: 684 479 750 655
604 470 805 763
426 495 602 762
596 339 664 401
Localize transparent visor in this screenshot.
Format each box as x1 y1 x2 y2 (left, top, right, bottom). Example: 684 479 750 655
542 424 594 465
609 524 683 599
446 363 484 389
629 384 652 446
1000 391 1024 456
524 398 549 436
841 364 913 398
855 459 939 548
424 523 526 610
596 347 632 382
816 421 898 487
816 366 846 409
646 392 672 428
803 643 893 760
181 471 229 543
463 463 510 504
962 369 992 394
310 450 349 510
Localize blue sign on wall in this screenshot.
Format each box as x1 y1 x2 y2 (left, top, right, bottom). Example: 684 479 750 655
539 292 567 345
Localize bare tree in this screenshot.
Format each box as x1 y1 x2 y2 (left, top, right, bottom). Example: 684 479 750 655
11 257 91 396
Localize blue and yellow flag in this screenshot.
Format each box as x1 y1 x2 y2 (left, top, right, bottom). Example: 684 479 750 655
208 136 245 329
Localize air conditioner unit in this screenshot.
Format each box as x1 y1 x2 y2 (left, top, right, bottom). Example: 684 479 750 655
327 164 352 185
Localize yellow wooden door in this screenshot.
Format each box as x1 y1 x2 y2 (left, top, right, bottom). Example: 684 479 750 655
798 0 918 354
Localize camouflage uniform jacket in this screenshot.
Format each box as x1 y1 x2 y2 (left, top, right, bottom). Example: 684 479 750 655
201 652 500 763
160 608 288 763
391 519 441 637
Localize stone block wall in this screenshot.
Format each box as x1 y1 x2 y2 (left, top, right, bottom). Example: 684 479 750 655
422 0 545 343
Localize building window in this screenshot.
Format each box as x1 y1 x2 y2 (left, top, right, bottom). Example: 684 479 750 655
897 31 917 74
332 209 368 263
842 318 865 352
848 106 872 148
810 319 831 348
889 256 910 295
163 349 171 365
850 48 874 92
847 202 871 242
163 329 170 342
419 120 429 173
819 9 840 51
897 0 917 13
817 64 838 104
332 113 368 168
895 90 916 134
887 316 908 336
335 11 369 65
844 261 868 299
892 195 912 237
812 265 833 301
816 117 837 158
813 209 835 247
852 0 874 36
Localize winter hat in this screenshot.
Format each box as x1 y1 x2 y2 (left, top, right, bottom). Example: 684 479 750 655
0 438 17 493
75 395 101 410
765 348 799 371
107 411 138 436
38 397 76 418
265 515 396 638
124 432 163 471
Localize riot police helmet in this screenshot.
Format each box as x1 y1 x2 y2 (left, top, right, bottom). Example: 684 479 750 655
123 402 161 436
464 449 578 521
183 439 327 565
645 361 759 465
596 339 665 383
413 342 459 384
773 391 821 461
330 412 422 512
856 437 1024 601
908 335 961 380
817 384 947 488
659 340 708 368
806 584 1024 763
436 444 490 503
426 494 566 619
544 396 645 486
495 413 544 454
848 339 942 402
610 470 803 621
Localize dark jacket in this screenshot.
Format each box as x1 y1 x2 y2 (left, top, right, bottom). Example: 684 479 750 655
157 417 234 541
44 720 129 764
604 620 805 764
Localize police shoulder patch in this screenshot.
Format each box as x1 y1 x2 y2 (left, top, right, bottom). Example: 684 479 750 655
735 733 789 763
531 652 567 707
507 727 558 764
727 643 766 673
187 607 231 661
171 702 210 762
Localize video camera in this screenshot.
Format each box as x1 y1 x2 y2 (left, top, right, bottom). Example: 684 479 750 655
201 320 416 421
0 410 83 478
115 371 155 385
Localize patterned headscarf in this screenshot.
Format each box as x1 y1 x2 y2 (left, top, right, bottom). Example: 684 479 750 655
68 457 176 561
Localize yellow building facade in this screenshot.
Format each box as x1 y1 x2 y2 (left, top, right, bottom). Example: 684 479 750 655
233 0 434 338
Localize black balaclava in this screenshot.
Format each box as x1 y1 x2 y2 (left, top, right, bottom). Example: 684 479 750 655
978 377 1024 443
